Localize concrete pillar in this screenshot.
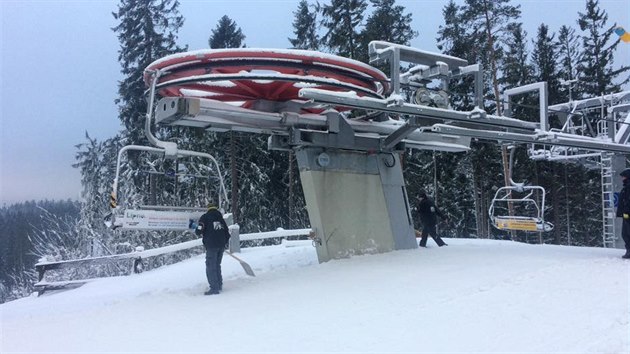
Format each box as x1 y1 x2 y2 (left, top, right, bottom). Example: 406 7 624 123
296 147 416 263
229 224 241 253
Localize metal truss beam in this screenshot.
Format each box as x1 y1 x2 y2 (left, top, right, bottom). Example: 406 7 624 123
299 88 538 132
369 41 468 68
155 97 471 153
431 124 630 154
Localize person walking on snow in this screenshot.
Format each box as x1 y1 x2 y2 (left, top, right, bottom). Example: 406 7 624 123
196 203 231 295
416 190 448 248
616 169 630 259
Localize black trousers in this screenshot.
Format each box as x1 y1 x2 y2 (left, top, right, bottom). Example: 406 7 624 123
622 219 630 252
419 224 446 247
205 247 224 291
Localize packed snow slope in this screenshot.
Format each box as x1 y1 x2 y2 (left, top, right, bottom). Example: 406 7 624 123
1 238 629 353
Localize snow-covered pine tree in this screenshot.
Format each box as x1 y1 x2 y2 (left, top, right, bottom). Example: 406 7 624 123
232 135 274 233
572 0 629 247
553 25 605 247
206 16 247 225
433 1 483 238
564 163 603 247
0 200 81 303
437 1 477 110
500 23 532 90
556 25 581 102
287 1 319 230
321 0 367 59
110 0 187 252
462 0 522 239
358 0 417 63
111 0 186 218
496 23 538 243
112 0 185 147
531 24 560 104
463 0 521 114
577 0 630 97
73 132 107 238
289 0 320 50
209 15 245 49
562 0 629 248
529 24 565 245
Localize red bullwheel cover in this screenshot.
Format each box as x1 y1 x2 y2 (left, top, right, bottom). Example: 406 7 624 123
144 48 389 113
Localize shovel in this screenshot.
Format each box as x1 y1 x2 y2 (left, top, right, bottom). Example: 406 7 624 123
225 250 255 277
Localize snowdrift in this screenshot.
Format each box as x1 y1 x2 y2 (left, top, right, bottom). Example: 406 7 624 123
1 238 629 353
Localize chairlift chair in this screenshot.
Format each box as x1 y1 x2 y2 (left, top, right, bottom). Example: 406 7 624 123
489 185 553 232
488 146 554 233
105 69 229 231
106 145 228 231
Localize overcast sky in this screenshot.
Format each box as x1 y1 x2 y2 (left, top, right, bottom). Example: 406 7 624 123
1 0 629 205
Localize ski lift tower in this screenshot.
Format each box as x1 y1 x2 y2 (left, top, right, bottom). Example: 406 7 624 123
531 92 630 248
139 42 630 262
143 45 484 262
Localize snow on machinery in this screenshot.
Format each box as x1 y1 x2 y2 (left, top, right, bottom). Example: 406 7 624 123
528 90 630 167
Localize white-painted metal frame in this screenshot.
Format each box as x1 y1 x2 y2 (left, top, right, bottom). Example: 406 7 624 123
107 70 229 230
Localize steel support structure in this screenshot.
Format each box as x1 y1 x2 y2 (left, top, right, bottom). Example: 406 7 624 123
148 42 630 253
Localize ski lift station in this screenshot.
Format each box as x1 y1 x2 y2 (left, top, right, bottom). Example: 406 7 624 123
107 41 630 263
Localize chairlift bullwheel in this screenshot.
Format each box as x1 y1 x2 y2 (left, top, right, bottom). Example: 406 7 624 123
143 48 389 114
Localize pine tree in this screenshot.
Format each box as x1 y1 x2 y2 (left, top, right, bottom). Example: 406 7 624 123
108 0 186 252
556 25 581 102
462 0 521 113
0 200 81 302
437 1 473 61
207 16 249 225
321 0 368 59
279 0 315 229
435 1 488 238
463 0 522 240
209 15 246 49
73 132 107 232
289 0 320 50
531 24 560 104
437 0 520 239
500 23 532 90
112 0 185 146
577 0 630 96
359 0 417 62
437 1 477 110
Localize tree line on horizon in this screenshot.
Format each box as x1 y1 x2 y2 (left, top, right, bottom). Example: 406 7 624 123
1 0 628 302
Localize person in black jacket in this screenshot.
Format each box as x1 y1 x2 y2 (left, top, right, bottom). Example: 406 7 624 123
196 204 231 295
416 190 448 248
616 169 630 259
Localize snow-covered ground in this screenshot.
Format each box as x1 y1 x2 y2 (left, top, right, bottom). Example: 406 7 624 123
1 238 629 353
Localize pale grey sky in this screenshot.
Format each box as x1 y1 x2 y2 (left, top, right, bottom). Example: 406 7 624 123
1 0 628 205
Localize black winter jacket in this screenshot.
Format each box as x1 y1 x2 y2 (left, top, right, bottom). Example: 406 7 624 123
196 207 230 249
417 197 446 227
617 179 630 218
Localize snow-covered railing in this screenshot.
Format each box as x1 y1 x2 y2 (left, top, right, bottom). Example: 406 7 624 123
34 227 313 292
239 228 313 241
